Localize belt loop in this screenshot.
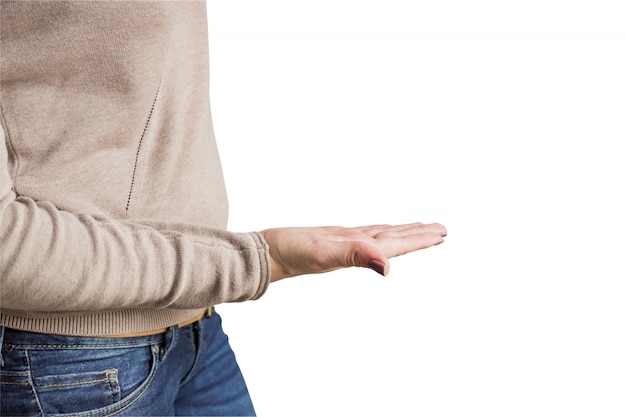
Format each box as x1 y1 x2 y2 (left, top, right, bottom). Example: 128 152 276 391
0 326 5 367
196 313 205 333
160 325 179 361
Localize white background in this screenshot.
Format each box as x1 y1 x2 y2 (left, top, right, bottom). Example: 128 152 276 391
207 0 626 416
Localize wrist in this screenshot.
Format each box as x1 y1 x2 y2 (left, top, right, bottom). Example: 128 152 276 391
260 229 289 282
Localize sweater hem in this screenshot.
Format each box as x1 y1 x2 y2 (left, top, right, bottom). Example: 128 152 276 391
0 308 207 337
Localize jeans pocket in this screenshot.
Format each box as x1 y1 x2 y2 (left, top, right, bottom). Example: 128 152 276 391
34 369 120 414
26 344 158 416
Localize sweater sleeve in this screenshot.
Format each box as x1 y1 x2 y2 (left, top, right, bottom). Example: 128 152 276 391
0 142 271 312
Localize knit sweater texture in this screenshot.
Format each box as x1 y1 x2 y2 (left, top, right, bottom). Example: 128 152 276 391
0 1 271 336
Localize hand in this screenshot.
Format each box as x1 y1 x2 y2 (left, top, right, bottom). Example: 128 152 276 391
260 222 446 282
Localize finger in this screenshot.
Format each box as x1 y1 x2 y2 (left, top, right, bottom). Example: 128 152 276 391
380 222 426 234
378 232 445 258
429 222 447 237
348 231 445 273
393 222 446 236
373 223 447 239
358 222 425 238
353 224 393 235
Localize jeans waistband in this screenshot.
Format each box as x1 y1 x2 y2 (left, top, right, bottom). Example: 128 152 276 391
0 325 168 350
0 326 5 366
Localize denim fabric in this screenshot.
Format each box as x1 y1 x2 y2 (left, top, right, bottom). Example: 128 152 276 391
0 310 256 416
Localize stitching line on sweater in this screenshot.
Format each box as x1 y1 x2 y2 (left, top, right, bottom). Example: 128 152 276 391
0 102 20 193
125 79 162 212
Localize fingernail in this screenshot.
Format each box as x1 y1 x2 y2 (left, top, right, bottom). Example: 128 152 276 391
368 260 386 276
435 239 445 246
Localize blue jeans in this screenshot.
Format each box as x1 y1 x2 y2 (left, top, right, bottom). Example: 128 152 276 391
0 309 256 416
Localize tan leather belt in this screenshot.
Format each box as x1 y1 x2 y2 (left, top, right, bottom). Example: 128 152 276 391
104 307 212 338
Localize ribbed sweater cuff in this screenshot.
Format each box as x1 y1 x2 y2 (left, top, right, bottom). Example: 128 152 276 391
250 231 271 300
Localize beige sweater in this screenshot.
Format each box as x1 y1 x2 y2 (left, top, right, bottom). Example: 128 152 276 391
0 1 271 336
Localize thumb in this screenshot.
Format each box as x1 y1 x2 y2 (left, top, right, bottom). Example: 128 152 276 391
335 240 389 276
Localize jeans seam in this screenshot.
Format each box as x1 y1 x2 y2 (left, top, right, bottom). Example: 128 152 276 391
0 372 29 377
3 338 164 350
179 322 202 388
35 377 112 389
24 350 44 417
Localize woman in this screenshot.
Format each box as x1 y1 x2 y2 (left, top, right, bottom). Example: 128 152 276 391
0 1 446 415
